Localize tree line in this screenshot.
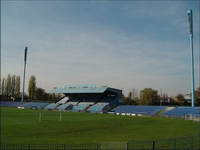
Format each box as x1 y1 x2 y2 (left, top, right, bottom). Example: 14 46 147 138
1 74 62 102
1 74 200 106
124 88 200 106
1 74 20 98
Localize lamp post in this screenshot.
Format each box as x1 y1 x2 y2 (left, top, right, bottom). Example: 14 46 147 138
187 9 195 107
21 46 28 102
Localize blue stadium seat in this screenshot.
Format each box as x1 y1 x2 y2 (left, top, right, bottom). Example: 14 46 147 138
19 102 49 109
56 104 72 111
71 103 92 112
164 107 200 117
67 102 79 105
113 105 166 116
44 103 60 110
0 101 24 107
87 103 109 113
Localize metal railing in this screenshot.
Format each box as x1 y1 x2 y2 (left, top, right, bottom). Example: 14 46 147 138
1 135 200 150
127 134 200 150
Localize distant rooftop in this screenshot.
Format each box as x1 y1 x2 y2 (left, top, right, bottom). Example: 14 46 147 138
62 84 108 89
50 84 121 94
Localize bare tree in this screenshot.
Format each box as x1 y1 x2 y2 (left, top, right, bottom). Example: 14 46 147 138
15 76 20 98
6 74 12 96
11 75 16 97
28 75 36 100
1 78 5 95
131 88 138 99
0 77 1 95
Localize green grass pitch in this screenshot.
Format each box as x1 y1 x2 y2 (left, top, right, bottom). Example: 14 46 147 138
1 107 200 144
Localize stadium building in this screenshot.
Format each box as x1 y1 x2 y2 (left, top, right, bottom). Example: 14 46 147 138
49 84 124 113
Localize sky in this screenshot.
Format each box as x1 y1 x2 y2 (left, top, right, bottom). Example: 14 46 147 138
1 0 200 96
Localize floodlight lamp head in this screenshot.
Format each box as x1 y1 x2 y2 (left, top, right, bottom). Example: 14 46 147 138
187 9 193 36
187 9 192 15
24 46 28 62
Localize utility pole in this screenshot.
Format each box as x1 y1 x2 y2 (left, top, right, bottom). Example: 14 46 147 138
187 10 195 107
21 47 28 102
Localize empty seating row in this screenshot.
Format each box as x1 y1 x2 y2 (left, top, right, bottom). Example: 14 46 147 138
18 102 49 109
55 102 109 112
164 107 200 117
1 101 200 118
78 102 94 105
44 103 60 110
67 102 79 105
56 104 72 111
87 103 109 113
0 101 24 107
113 105 166 116
0 100 109 113
72 103 91 112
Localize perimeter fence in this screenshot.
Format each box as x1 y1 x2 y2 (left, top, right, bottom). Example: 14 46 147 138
1 134 200 150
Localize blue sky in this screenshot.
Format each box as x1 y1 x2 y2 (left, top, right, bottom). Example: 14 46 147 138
1 0 200 96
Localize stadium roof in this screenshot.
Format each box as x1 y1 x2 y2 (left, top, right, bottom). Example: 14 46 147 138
50 84 122 94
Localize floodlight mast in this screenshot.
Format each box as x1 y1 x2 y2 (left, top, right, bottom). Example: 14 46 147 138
21 47 28 102
187 9 195 107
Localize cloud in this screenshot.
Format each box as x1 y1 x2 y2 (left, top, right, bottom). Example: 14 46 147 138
17 25 192 95
1 0 199 96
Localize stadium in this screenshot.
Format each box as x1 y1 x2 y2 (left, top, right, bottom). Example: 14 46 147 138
1 1 200 150
1 84 200 150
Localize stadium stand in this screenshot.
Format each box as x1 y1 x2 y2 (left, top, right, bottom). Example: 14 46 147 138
87 102 109 113
80 102 94 105
44 103 60 110
2 85 197 121
50 84 123 113
56 97 69 104
0 101 24 107
71 102 93 112
112 105 166 116
67 102 79 105
56 103 73 111
18 102 49 109
164 107 200 117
